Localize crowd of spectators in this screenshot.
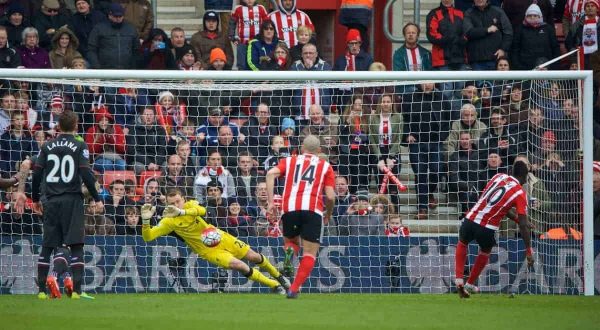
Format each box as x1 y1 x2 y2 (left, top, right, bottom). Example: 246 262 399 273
0 0 598 239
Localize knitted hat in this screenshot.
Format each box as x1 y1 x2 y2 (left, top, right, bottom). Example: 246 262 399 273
281 117 295 131
542 130 556 143
346 29 362 43
586 0 600 9
525 4 543 18
355 190 370 202
7 3 25 16
43 0 60 9
209 47 227 64
75 0 91 5
157 91 175 104
94 106 113 123
175 44 194 61
51 95 63 108
206 178 223 193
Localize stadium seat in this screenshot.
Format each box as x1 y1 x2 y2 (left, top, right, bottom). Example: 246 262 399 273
138 170 162 189
102 171 137 189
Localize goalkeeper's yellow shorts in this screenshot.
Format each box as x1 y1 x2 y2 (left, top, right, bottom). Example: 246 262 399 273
198 232 251 269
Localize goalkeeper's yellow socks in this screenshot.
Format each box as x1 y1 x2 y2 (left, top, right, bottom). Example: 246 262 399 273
256 254 281 278
246 268 279 288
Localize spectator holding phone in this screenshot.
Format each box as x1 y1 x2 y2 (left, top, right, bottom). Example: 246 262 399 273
140 28 177 70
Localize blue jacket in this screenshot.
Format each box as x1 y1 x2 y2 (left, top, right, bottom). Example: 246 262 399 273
0 131 38 173
333 50 373 71
247 37 279 71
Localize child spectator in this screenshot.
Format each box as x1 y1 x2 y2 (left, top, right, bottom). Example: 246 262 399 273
155 91 187 136
226 199 255 237
229 0 268 70
385 215 410 237
290 25 314 63
207 47 232 71
280 118 300 154
175 44 202 70
84 107 126 173
122 206 141 236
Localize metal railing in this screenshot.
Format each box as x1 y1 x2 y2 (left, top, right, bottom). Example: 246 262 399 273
383 0 424 43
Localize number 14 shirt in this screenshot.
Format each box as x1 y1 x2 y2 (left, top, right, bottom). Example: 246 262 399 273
276 153 335 216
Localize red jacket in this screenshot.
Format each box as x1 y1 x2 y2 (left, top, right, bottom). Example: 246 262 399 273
426 5 466 67
84 108 126 155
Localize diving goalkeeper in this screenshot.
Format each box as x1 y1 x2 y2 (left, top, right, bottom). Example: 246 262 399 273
141 188 290 293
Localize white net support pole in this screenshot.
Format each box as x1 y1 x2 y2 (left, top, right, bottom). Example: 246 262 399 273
582 72 594 296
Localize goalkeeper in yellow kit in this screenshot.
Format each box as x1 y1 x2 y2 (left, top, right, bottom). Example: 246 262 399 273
141 188 290 293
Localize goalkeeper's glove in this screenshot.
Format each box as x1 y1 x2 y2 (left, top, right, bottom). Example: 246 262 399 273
164 205 185 218
141 204 156 225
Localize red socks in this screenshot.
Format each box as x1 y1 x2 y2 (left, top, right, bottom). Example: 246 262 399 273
467 252 490 285
455 241 468 281
289 254 315 293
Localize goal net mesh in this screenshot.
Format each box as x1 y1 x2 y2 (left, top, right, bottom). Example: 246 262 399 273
0 72 587 295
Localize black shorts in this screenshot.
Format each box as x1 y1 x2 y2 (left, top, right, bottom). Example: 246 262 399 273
281 210 323 243
42 195 85 248
459 218 497 252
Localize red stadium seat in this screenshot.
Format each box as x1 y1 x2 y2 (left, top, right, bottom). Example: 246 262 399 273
138 170 162 189
102 171 136 189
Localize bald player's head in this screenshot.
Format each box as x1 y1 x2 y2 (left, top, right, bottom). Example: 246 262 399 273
302 135 321 154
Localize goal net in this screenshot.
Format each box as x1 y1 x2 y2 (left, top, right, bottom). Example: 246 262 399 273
0 69 594 295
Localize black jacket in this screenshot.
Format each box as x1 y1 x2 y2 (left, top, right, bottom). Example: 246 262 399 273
0 45 21 68
126 118 167 167
511 23 560 70
68 9 108 56
402 88 450 143
87 21 140 69
463 3 513 63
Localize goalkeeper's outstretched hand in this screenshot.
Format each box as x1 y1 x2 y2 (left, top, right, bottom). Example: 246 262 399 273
141 204 156 225
163 205 185 218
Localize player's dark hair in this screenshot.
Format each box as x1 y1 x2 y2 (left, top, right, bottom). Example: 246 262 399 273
512 160 529 183
166 188 183 198
58 110 78 132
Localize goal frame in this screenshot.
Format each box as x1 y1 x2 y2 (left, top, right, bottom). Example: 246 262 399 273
0 68 593 296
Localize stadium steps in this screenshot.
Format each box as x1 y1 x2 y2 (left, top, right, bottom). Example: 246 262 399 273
156 0 203 38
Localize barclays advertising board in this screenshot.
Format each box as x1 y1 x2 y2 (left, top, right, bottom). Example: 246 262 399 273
0 236 597 295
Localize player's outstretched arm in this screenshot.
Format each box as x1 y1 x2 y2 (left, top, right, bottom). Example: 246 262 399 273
141 204 173 241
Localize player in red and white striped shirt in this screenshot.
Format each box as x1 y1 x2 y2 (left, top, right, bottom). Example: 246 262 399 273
266 135 336 298
269 0 314 47
454 160 534 298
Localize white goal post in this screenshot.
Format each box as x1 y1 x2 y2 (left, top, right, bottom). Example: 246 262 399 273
0 68 594 296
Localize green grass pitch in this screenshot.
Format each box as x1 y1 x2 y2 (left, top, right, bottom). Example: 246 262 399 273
1 293 598 330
